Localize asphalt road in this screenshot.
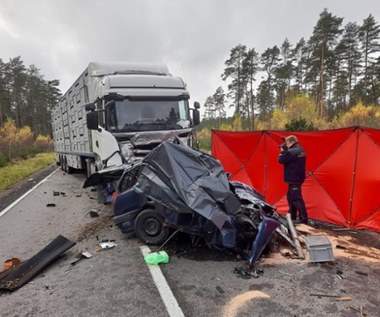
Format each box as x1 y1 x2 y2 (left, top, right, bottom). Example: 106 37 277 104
1 167 379 317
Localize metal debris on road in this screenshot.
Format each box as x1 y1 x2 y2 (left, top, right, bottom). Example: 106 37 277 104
99 240 118 250
89 210 99 218
70 251 93 266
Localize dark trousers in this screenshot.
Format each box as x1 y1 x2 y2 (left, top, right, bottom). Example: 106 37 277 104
287 183 308 222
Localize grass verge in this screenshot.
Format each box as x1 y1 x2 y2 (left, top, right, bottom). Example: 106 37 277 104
0 152 56 191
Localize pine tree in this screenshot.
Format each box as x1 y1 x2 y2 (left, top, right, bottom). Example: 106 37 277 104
359 14 380 104
308 9 343 117
242 48 259 130
222 44 247 115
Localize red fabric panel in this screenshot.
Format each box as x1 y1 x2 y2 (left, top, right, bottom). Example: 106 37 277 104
211 130 261 178
350 132 380 226
354 207 380 231
312 132 357 222
242 135 268 196
211 127 380 232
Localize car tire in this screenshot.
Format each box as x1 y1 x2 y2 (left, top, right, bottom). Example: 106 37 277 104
134 209 170 245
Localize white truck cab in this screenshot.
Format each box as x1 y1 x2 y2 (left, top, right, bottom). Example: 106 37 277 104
51 62 200 202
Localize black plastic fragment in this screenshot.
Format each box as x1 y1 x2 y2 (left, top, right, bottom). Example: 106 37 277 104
0 235 76 291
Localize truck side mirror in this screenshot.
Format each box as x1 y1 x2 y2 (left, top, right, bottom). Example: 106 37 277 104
193 108 200 126
85 102 95 111
86 112 99 130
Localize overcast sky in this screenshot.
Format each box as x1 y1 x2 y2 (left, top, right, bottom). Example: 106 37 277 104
1 0 379 115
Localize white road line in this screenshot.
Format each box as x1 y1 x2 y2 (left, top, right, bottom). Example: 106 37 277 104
140 245 185 317
0 168 60 219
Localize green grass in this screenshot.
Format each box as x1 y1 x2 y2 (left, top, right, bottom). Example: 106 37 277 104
0 152 56 191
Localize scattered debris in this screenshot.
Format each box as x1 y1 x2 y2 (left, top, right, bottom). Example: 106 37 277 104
286 214 304 259
335 296 352 301
98 240 117 250
336 269 345 279
349 306 367 317
310 293 352 301
233 266 264 279
332 228 358 234
53 191 60 196
2 258 21 271
89 210 99 218
70 251 92 266
215 286 225 294
46 203 56 207
355 270 368 276
144 251 169 265
0 235 75 291
77 217 114 242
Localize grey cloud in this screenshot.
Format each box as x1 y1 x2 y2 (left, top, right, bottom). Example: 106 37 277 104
0 0 379 108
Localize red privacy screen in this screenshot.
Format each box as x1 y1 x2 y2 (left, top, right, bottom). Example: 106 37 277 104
212 127 380 232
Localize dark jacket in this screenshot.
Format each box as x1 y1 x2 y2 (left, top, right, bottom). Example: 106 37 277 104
278 143 306 184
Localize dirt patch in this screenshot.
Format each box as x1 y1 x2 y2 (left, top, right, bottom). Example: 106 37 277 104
76 215 114 242
295 222 380 263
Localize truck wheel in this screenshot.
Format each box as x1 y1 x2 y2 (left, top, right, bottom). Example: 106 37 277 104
66 165 73 174
64 158 73 174
134 209 170 245
61 155 67 171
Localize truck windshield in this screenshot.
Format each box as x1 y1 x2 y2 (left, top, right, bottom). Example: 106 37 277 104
106 99 191 132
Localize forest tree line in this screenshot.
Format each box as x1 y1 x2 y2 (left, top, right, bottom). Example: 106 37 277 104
0 56 60 165
0 56 61 135
202 9 380 131
1 8 380 148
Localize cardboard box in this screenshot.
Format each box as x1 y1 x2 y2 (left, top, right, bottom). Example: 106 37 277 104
304 235 334 262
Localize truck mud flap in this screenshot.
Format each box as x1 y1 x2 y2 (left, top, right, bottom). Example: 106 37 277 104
0 235 76 292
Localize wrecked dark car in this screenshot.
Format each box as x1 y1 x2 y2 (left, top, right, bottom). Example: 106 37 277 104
112 139 281 267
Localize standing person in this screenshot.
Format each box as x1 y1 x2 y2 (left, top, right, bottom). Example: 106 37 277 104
278 135 308 224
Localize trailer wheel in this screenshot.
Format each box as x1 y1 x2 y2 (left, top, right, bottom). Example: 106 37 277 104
61 156 66 171
59 156 64 171
63 157 73 174
134 209 170 245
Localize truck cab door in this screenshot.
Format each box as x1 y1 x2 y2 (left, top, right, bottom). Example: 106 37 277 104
86 112 123 168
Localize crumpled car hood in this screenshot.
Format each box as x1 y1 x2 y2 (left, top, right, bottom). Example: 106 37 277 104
135 140 241 229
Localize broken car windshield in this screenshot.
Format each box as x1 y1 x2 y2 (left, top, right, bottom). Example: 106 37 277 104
106 99 190 132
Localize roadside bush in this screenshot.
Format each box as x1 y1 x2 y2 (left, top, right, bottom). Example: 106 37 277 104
0 154 9 168
34 134 54 151
196 127 212 151
0 119 53 167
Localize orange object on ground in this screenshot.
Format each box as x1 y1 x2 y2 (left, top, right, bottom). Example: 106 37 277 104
3 258 21 270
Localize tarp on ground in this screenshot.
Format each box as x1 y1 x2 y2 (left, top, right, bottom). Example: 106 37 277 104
211 126 380 233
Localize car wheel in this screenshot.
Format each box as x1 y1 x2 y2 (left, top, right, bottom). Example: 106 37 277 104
134 209 170 245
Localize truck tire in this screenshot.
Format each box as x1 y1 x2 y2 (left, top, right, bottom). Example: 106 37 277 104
63 157 73 174
59 156 64 171
61 156 66 172
134 209 170 245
